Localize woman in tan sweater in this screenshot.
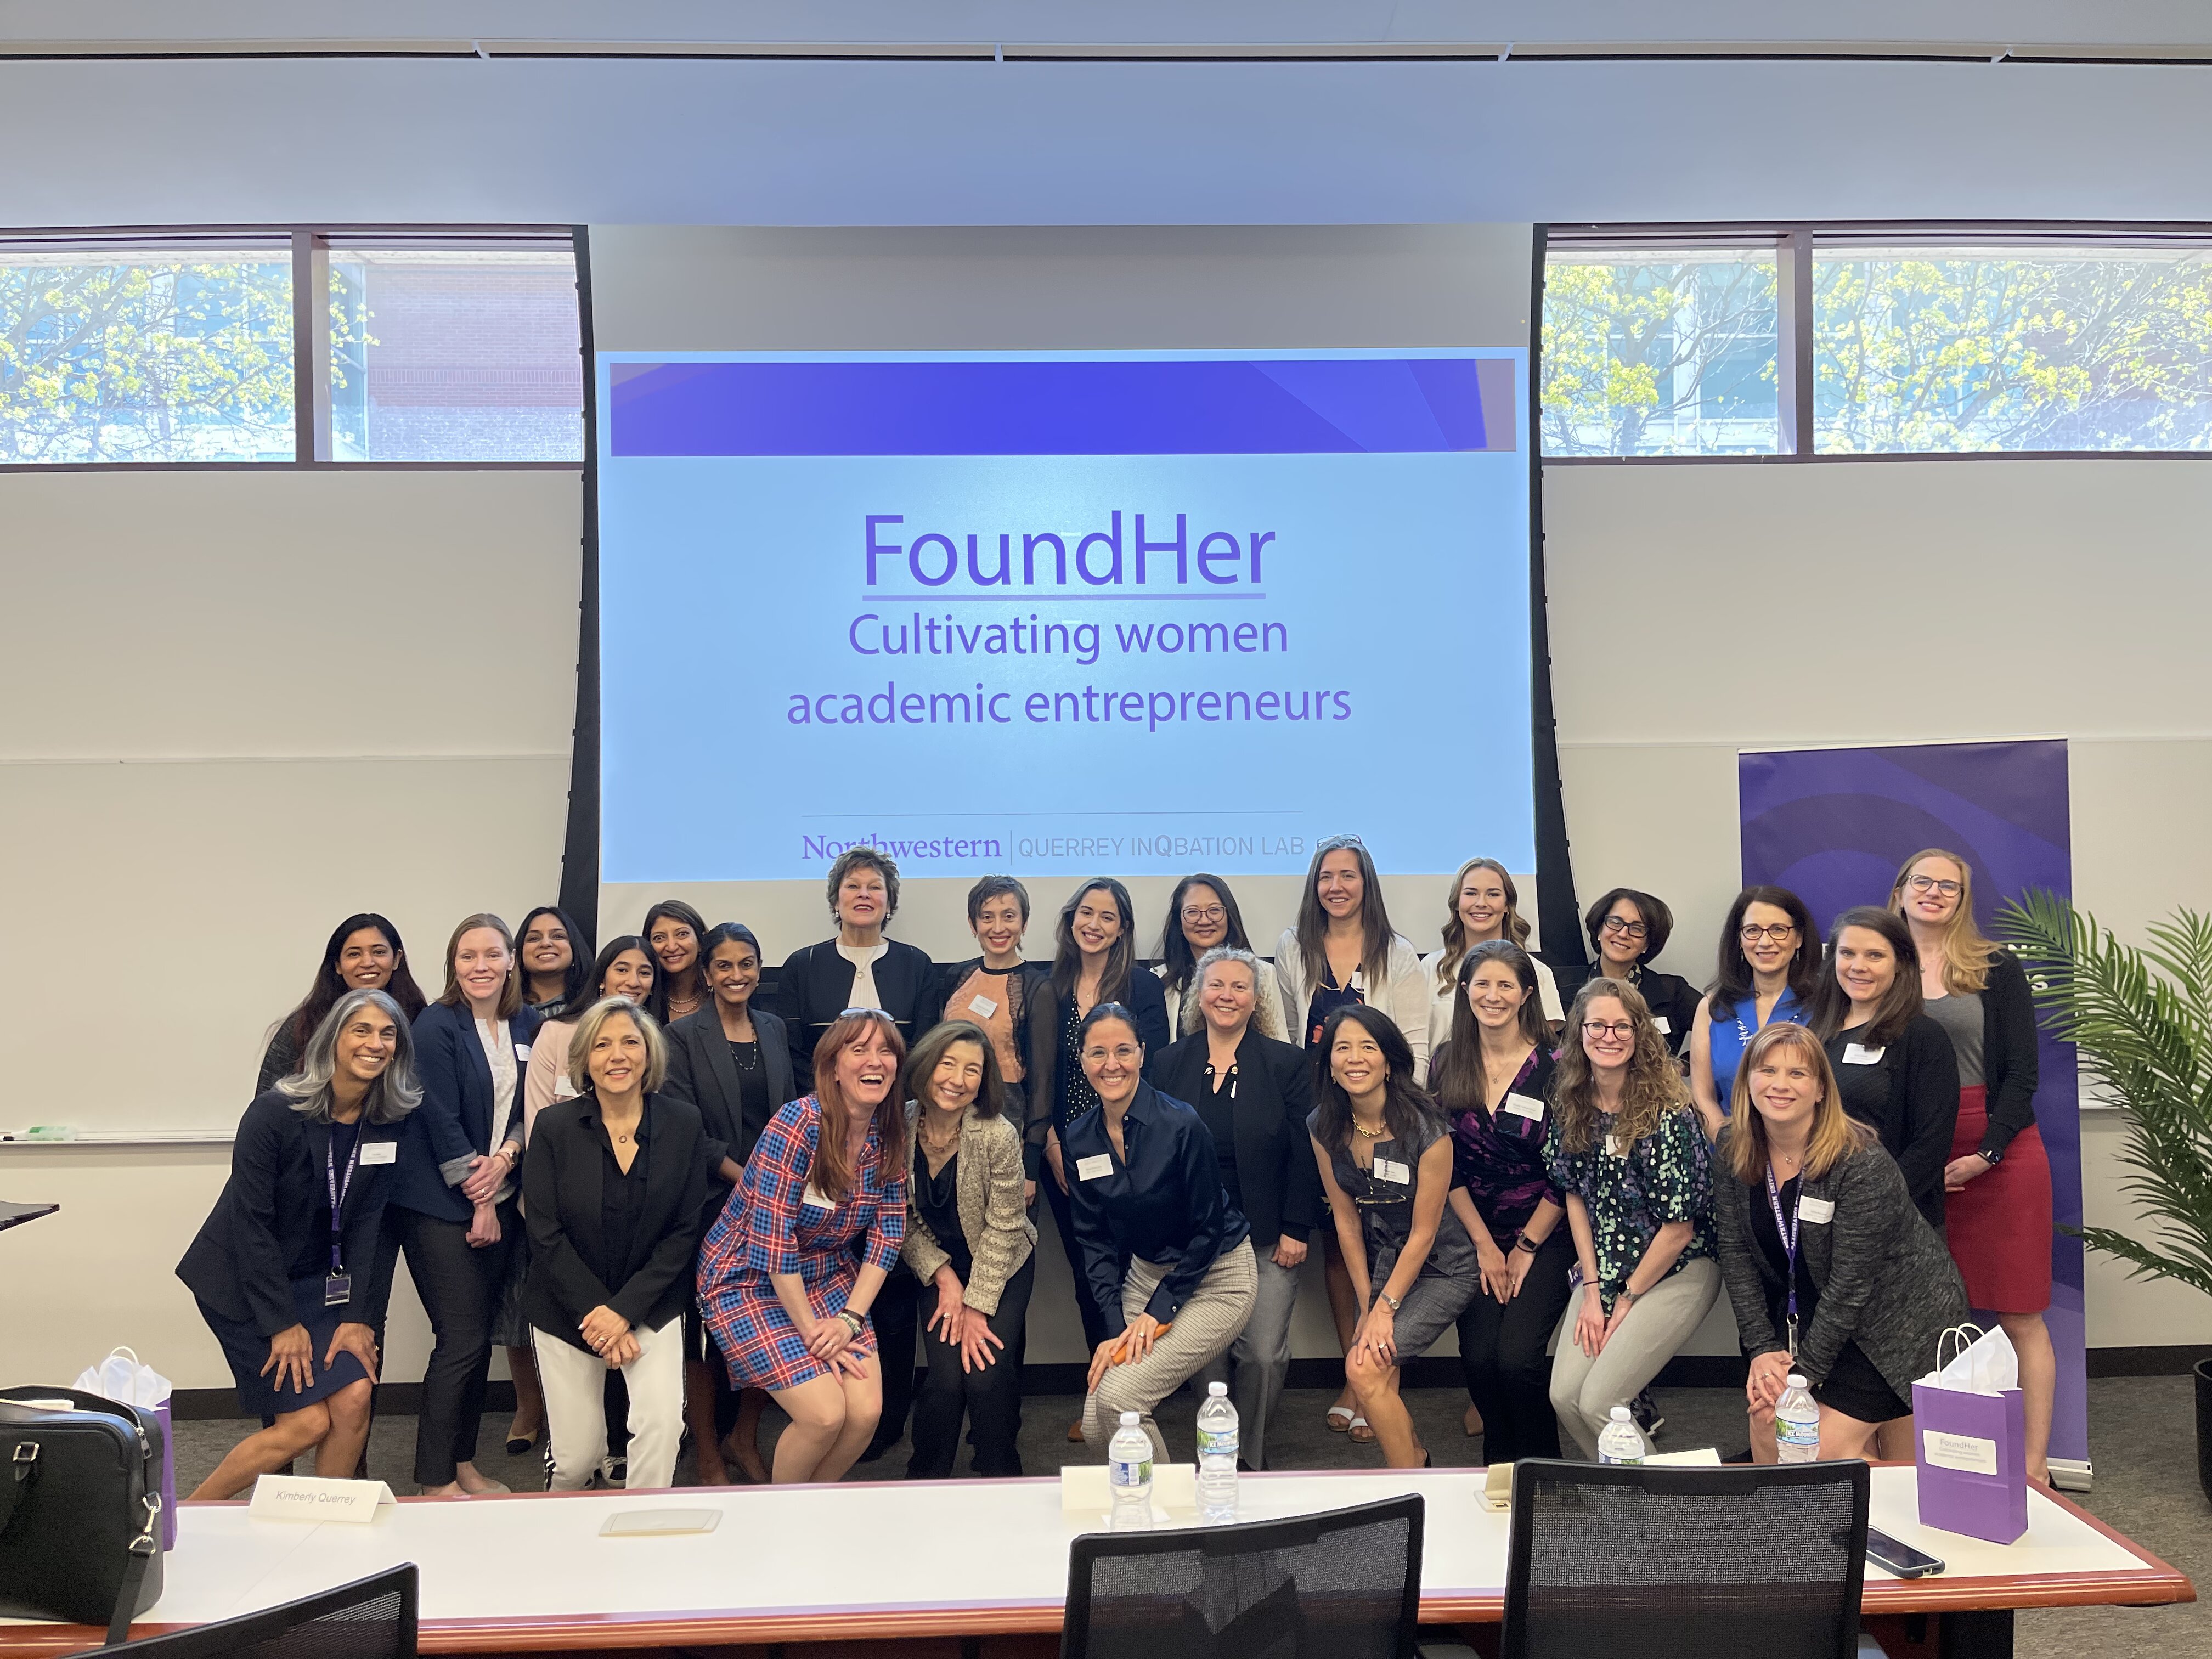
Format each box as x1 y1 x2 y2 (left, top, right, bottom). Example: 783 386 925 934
900 1019 1037 1479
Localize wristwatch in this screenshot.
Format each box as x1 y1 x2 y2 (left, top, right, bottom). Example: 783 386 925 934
1514 1234 1540 1255
1979 1147 2004 1167
1379 1291 1402 1312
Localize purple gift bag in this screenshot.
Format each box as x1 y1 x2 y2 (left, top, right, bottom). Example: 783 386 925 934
75 1347 176 1550
1911 1378 2028 1544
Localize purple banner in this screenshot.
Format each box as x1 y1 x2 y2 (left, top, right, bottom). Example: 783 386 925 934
606 356 1518 457
1737 739 2087 1472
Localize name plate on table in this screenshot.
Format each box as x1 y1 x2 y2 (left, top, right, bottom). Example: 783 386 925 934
249 1474 396 1525
1060 1462 1197 1521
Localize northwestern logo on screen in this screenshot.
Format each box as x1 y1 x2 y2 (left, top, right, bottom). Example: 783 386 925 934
865 512 1269 591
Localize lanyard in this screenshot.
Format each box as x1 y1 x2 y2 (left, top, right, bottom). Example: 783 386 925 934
1764 1163 1802 1356
326 1128 365 1274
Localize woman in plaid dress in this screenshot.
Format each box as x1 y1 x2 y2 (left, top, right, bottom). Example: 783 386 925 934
698 1009 910 1482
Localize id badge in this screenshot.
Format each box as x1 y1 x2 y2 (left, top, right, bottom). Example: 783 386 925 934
324 1273 353 1308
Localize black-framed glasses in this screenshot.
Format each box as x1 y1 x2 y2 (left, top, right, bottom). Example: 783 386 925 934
1906 875 1963 898
1599 917 1649 939
1739 923 1798 944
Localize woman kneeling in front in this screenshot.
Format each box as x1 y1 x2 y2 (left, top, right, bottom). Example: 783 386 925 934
698 1009 911 1483
524 998 706 1490
1717 1022 1969 1461
1069 1002 1259 1465
178 989 415 1498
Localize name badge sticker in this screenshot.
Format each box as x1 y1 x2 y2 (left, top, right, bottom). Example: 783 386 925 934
1502 1094 1545 1121
1653 1017 1672 1035
801 1182 836 1210
967 993 1000 1019
515 1044 531 1062
1075 1153 1114 1182
1373 1158 1412 1185
1798 1197 1836 1224
1842 1043 1886 1065
1606 1135 1629 1159
359 1140 397 1166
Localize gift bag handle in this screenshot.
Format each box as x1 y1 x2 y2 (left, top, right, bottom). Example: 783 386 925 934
1936 1323 1985 1370
104 1348 141 1369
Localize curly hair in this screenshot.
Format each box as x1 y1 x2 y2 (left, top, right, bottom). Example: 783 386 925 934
1551 977 1688 1156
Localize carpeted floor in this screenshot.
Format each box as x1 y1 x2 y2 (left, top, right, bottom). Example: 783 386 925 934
167 1378 2207 1655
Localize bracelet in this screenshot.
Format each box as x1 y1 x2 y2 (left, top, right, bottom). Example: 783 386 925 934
1514 1234 1540 1255
837 1308 865 1335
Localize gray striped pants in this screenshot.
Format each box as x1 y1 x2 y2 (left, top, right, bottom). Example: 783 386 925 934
1084 1239 1259 1465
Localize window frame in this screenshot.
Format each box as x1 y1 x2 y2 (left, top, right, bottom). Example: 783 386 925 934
1542 219 2212 464
0 222 583 472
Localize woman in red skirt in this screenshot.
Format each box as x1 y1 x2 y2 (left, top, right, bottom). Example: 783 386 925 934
698 1009 910 1483
1892 849 2055 1483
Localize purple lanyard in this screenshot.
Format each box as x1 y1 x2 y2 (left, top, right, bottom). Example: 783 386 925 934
1763 1163 1802 1355
326 1131 364 1274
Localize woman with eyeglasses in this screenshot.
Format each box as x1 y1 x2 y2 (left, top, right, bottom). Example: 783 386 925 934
1687 885 1821 1141
1308 1003 1476 1470
1560 889 1700 1059
1421 859 1564 1064
1068 1002 1257 1465
1155 872 1286 1042
1891 848 2056 1485
1545 980 1719 1460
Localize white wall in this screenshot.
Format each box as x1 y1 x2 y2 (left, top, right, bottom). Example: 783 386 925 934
1542 456 2212 1348
0 469 583 1385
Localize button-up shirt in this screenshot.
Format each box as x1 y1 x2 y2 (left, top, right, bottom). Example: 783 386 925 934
1064 1083 1250 1336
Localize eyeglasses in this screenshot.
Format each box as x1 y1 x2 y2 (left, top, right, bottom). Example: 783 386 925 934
1181 905 1227 925
1739 923 1798 944
1582 1020 1637 1041
1906 875 1963 898
1599 918 1649 939
837 1006 887 1019
1316 834 1366 853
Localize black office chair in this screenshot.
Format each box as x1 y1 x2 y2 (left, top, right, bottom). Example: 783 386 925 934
108 1565 416 1657
1062 1494 1424 1659
1502 1459 1869 1659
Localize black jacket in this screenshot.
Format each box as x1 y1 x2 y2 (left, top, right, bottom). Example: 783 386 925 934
662 1004 795 1182
1823 1016 1960 1229
177 1090 403 1335
773 937 941 1094
1977 951 2041 1158
523 1092 708 1351
1150 1025 1324 1249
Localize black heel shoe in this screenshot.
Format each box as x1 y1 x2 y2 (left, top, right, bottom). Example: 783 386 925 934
505 1429 538 1456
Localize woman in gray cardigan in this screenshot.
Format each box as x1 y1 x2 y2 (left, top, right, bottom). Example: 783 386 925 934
1717 1022 1968 1463
900 1019 1039 1478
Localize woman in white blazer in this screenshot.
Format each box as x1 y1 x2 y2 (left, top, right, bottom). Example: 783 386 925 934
1420 857 1564 1063
1272 833 1429 1441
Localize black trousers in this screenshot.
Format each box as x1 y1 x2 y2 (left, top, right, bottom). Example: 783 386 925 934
1042 1164 1111 1353
865 1267 922 1458
1454 1227 1576 1465
908 1253 1036 1479
392 1203 513 1487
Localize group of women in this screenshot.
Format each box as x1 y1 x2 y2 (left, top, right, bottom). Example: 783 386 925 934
175 837 2058 1497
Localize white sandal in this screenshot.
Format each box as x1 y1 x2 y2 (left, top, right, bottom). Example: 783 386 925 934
1325 1404 1356 1433
1347 1415 1375 1443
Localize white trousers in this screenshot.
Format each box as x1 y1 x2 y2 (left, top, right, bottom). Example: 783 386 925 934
533 1316 685 1491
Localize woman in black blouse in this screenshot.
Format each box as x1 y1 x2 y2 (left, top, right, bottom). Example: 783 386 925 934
662 921 794 1484
524 998 707 1491
643 900 711 1029
257 913 428 1094
1805 906 1960 1229
1560 888 1701 1059
1067 1003 1256 1465
517 906 590 1014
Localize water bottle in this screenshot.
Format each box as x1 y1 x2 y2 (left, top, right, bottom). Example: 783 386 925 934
1596 1404 1647 1464
1775 1374 1820 1463
1107 1410 1155 1530
1197 1380 1240 1522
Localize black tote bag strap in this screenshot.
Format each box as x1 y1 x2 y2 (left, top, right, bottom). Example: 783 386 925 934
101 1496 163 1647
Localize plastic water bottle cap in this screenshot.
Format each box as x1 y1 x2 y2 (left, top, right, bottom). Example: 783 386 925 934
1609 1405 1632 1421
1208 1381 1228 1397
1787 1375 1808 1389
1120 1410 1141 1426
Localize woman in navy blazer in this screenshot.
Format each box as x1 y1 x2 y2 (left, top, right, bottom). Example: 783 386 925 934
390 913 545 1496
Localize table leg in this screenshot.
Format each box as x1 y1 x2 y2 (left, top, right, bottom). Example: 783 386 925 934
1938 1609 2013 1659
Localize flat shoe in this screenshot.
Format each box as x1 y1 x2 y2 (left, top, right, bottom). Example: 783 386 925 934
1325 1406 1356 1434
1347 1416 1375 1443
1067 1418 1086 1443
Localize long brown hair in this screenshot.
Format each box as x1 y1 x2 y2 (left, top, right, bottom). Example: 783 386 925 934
1703 884 1821 1018
1050 877 1139 1005
1551 978 1687 1156
1888 847 2002 995
1807 906 1923 1047
437 912 522 1019
1294 836 1397 991
1723 1022 1875 1184
1430 940 1545 1119
1432 857 1532 993
809 1009 910 1201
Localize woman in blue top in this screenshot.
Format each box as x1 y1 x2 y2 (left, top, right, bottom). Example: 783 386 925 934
1688 886 1820 1141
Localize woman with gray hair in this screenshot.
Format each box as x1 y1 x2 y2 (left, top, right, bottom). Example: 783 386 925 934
178 989 420 1498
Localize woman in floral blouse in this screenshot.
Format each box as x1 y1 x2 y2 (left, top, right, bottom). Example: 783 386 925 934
1544 979 1719 1459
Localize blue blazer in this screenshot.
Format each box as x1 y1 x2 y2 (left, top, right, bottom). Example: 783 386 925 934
390 1001 545 1223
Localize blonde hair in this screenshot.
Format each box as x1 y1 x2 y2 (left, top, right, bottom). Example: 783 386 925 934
1723 1022 1875 1183
1888 848 2001 995
565 997 669 1097
1433 857 1531 993
1551 978 1688 1156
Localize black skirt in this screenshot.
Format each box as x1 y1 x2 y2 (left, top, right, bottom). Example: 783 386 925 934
197 1276 374 1419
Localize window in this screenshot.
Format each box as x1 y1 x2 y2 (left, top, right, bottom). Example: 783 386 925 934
1542 243 1780 456
0 229 578 466
327 244 583 462
0 241 294 462
1545 228 2212 458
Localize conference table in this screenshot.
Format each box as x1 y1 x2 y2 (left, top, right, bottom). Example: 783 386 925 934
0 1464 2189 1658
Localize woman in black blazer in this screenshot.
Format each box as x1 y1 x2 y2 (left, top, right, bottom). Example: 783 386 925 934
388 913 545 1496
1557 888 1701 1059
178 989 417 1498
1151 946 1320 1471
662 921 794 1484
775 848 940 1092
524 998 707 1491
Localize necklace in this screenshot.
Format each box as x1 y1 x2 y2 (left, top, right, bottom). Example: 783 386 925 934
1352 1116 1387 1140
921 1114 961 1154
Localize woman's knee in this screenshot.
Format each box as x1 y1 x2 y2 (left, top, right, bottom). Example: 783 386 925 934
273 1402 332 1447
1345 1348 1390 1401
779 1385 848 1436
327 1380 374 1429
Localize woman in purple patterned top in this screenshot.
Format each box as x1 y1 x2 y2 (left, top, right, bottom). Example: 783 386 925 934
1433 941 1572 1462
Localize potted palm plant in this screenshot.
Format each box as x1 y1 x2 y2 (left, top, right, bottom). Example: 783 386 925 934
1995 892 2212 1504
